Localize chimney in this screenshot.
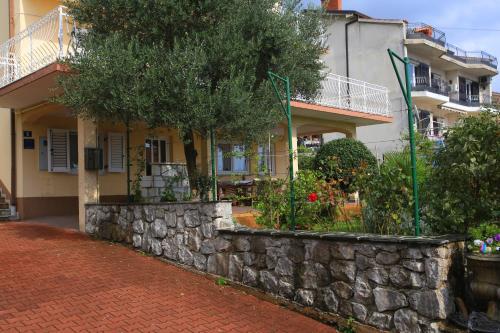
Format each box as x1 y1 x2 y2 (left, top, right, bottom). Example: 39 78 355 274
322 0 342 11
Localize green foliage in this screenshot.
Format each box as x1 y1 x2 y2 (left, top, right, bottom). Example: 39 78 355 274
215 277 228 286
358 134 433 235
59 0 326 186
424 112 500 234
311 218 364 233
313 139 377 192
131 146 146 203
255 170 349 230
298 146 316 171
338 317 356 333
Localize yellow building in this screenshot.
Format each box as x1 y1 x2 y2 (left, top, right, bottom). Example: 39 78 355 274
0 1 392 229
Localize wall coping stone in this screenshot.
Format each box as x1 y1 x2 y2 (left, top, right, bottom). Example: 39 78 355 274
85 201 231 207
220 226 466 245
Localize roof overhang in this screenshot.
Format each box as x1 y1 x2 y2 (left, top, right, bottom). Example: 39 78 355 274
0 63 69 110
290 101 393 127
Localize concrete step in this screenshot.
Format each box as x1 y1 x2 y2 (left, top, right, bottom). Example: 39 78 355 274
0 202 9 210
0 197 5 203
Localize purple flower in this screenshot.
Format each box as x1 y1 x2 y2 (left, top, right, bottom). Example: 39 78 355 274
486 238 494 245
495 234 500 242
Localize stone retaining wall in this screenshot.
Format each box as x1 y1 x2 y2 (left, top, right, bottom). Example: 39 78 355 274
85 202 465 332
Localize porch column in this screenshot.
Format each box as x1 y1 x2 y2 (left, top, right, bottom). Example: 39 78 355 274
77 118 98 232
291 125 299 176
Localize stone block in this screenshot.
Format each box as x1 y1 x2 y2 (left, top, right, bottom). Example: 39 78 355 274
207 253 229 276
295 289 315 307
259 270 278 293
151 219 168 238
184 210 201 227
165 211 177 228
319 287 339 313
408 288 453 320
233 236 251 252
356 253 375 270
390 266 411 287
353 277 372 304
368 312 392 330
402 260 425 272
300 262 330 289
214 237 232 252
242 267 259 287
373 287 408 311
305 241 330 265
162 238 178 260
394 308 420 333
200 239 216 255
275 257 295 277
330 242 355 260
178 245 194 266
278 279 295 299
330 260 356 283
366 267 389 285
402 247 424 260
132 219 144 234
352 302 368 323
150 238 163 256
356 244 376 257
376 251 400 265
186 228 202 252
228 254 244 281
132 234 142 248
425 258 449 288
332 281 353 300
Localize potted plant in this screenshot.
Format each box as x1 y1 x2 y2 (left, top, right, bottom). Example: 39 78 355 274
467 224 500 320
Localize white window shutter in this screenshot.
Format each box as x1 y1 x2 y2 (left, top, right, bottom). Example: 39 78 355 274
108 133 125 172
48 129 70 173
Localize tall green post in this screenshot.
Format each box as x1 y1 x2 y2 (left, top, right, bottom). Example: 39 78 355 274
210 129 217 201
387 49 421 236
268 71 296 231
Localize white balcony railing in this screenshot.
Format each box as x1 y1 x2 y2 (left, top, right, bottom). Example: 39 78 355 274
0 6 73 89
295 73 390 117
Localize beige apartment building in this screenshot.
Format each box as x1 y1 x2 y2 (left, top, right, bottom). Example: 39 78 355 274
0 0 393 229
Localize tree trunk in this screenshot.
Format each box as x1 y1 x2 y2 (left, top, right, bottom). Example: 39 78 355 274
183 130 198 195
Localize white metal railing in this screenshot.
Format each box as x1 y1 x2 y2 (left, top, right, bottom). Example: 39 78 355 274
295 73 390 117
0 6 73 89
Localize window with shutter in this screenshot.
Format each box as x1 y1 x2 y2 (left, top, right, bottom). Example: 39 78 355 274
48 129 70 173
108 133 125 172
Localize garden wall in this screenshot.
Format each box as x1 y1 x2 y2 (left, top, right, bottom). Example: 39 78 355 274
85 202 465 332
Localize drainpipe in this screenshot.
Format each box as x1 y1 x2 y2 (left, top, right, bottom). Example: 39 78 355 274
345 14 359 78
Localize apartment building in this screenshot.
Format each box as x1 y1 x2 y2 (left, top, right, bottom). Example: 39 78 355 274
0 0 392 227
320 0 497 157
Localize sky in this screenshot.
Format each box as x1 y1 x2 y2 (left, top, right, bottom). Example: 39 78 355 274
303 0 500 92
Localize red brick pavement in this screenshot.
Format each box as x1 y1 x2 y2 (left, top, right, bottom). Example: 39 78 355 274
0 222 336 333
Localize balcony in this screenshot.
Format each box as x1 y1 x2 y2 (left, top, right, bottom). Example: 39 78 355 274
413 76 450 97
0 6 73 108
450 95 480 107
294 73 390 114
406 22 498 73
406 23 446 47
445 43 498 69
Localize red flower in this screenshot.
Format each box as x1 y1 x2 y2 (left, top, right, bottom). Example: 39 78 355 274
308 192 318 202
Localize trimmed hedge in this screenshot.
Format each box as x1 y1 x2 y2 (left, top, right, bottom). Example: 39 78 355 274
313 138 377 192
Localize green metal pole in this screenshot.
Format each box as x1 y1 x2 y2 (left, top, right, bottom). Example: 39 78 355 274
210 129 217 201
403 58 420 236
267 71 296 231
387 49 420 236
126 121 131 203
285 78 296 231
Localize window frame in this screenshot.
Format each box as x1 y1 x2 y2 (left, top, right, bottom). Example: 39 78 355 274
144 137 171 177
216 143 250 175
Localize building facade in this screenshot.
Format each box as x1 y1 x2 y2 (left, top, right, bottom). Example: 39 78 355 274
320 1 498 158
0 0 392 228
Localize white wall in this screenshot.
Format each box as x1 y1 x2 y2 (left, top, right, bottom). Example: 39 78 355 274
322 16 407 157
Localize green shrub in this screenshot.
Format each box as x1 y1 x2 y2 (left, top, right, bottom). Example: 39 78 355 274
424 112 499 234
358 134 433 235
313 138 377 192
298 146 316 171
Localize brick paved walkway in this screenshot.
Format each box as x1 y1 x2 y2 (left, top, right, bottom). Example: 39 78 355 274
0 222 336 332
